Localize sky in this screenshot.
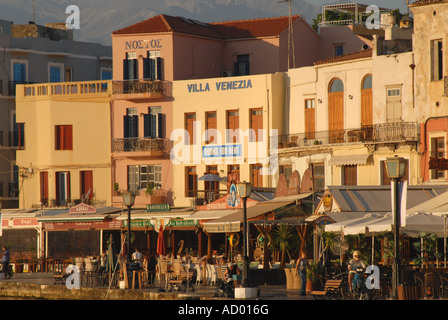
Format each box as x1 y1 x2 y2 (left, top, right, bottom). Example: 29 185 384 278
0 0 412 45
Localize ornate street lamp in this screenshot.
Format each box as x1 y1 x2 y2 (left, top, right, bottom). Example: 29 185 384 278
122 190 135 262
236 181 252 287
385 156 407 299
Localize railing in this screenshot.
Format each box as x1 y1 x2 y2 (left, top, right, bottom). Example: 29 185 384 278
19 80 111 98
9 81 36 96
112 79 172 97
112 137 173 153
278 122 419 148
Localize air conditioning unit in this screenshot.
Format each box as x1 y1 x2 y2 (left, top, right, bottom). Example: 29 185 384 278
222 71 232 77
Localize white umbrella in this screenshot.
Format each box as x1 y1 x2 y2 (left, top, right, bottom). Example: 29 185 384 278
324 213 382 235
367 211 445 237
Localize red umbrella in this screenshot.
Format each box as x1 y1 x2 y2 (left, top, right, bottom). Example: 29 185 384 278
157 225 166 255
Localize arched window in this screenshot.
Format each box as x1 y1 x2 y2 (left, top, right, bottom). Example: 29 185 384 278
362 74 372 90
329 78 344 93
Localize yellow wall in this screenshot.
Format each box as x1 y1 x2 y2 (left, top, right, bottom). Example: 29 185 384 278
171 73 285 207
15 81 112 208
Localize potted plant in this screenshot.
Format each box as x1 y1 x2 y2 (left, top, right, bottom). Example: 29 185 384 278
271 224 293 270
145 184 154 196
114 183 120 196
306 260 323 292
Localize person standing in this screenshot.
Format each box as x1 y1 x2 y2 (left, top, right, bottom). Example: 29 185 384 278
295 251 308 296
2 246 11 279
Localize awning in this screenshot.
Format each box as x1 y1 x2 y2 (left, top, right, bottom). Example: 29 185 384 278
183 210 239 221
328 154 370 166
202 201 296 233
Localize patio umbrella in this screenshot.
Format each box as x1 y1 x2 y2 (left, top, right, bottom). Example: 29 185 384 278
198 173 224 182
367 212 446 237
105 234 116 274
157 225 166 255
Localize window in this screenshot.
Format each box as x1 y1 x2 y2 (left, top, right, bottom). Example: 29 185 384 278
342 165 357 186
124 108 138 138
49 64 63 83
226 110 239 143
143 54 162 80
185 113 196 145
144 107 163 138
250 108 263 142
431 137 445 179
251 164 263 188
128 165 162 192
334 45 344 57
234 54 249 76
204 165 219 201
312 163 325 191
11 116 25 149
279 165 292 185
123 52 138 80
80 171 93 200
205 112 217 144
304 99 315 139
431 39 444 81
185 166 198 197
65 67 73 82
101 69 112 80
13 62 26 82
55 125 73 150
55 172 70 206
40 171 49 205
386 86 402 122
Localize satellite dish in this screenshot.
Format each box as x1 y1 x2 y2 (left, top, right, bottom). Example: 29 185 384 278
330 236 349 255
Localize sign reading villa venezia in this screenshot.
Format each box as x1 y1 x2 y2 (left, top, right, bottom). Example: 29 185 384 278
187 79 253 93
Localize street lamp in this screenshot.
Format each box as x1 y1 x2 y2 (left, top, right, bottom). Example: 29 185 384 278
236 181 252 287
123 190 135 262
385 155 407 299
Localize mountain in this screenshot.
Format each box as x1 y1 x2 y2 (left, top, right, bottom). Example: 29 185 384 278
0 0 321 46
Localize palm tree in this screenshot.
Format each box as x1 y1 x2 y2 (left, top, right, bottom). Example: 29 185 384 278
271 224 293 270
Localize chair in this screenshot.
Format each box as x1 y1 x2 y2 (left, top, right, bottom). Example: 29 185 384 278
207 264 217 286
439 273 448 298
424 272 441 299
172 260 182 278
195 264 203 285
156 259 168 282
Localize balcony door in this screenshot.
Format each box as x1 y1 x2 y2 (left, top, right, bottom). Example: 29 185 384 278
56 172 70 206
328 78 344 143
361 74 373 140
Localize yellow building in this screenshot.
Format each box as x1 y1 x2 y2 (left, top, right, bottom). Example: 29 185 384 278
171 73 285 207
15 81 112 209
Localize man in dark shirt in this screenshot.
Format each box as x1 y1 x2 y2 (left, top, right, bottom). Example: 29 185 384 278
2 246 11 279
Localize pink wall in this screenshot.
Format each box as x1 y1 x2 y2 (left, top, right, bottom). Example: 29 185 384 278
420 119 448 182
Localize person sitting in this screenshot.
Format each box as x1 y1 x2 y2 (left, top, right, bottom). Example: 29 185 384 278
347 250 366 292
132 248 143 268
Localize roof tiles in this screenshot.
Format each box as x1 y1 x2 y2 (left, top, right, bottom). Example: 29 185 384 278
112 14 306 40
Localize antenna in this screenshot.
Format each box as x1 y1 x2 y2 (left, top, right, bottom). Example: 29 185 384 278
278 0 295 69
33 0 36 24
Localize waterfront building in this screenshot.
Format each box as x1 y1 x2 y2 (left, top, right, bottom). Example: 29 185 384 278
0 19 112 209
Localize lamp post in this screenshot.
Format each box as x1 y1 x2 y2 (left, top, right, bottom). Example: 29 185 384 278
236 181 252 287
122 191 135 262
384 156 407 299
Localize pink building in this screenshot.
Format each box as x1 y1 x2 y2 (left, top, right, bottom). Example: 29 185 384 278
109 13 372 208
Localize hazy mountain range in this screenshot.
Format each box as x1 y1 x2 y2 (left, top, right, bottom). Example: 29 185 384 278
0 0 409 46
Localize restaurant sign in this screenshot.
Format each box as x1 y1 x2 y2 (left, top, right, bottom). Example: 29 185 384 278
146 203 171 212
69 203 97 214
124 219 198 228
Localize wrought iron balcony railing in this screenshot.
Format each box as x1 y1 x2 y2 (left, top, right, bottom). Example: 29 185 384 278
112 137 173 153
277 122 419 148
112 79 172 97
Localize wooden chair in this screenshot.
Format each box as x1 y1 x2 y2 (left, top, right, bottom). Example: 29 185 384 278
311 279 343 300
425 272 441 299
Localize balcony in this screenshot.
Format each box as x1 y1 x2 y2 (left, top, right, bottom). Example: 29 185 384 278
17 80 111 99
9 131 25 149
8 81 36 96
112 80 172 99
112 137 173 156
278 122 419 149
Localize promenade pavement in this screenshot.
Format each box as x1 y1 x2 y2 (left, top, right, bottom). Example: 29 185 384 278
0 272 315 300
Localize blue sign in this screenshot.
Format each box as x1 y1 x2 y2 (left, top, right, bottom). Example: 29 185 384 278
202 144 242 158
